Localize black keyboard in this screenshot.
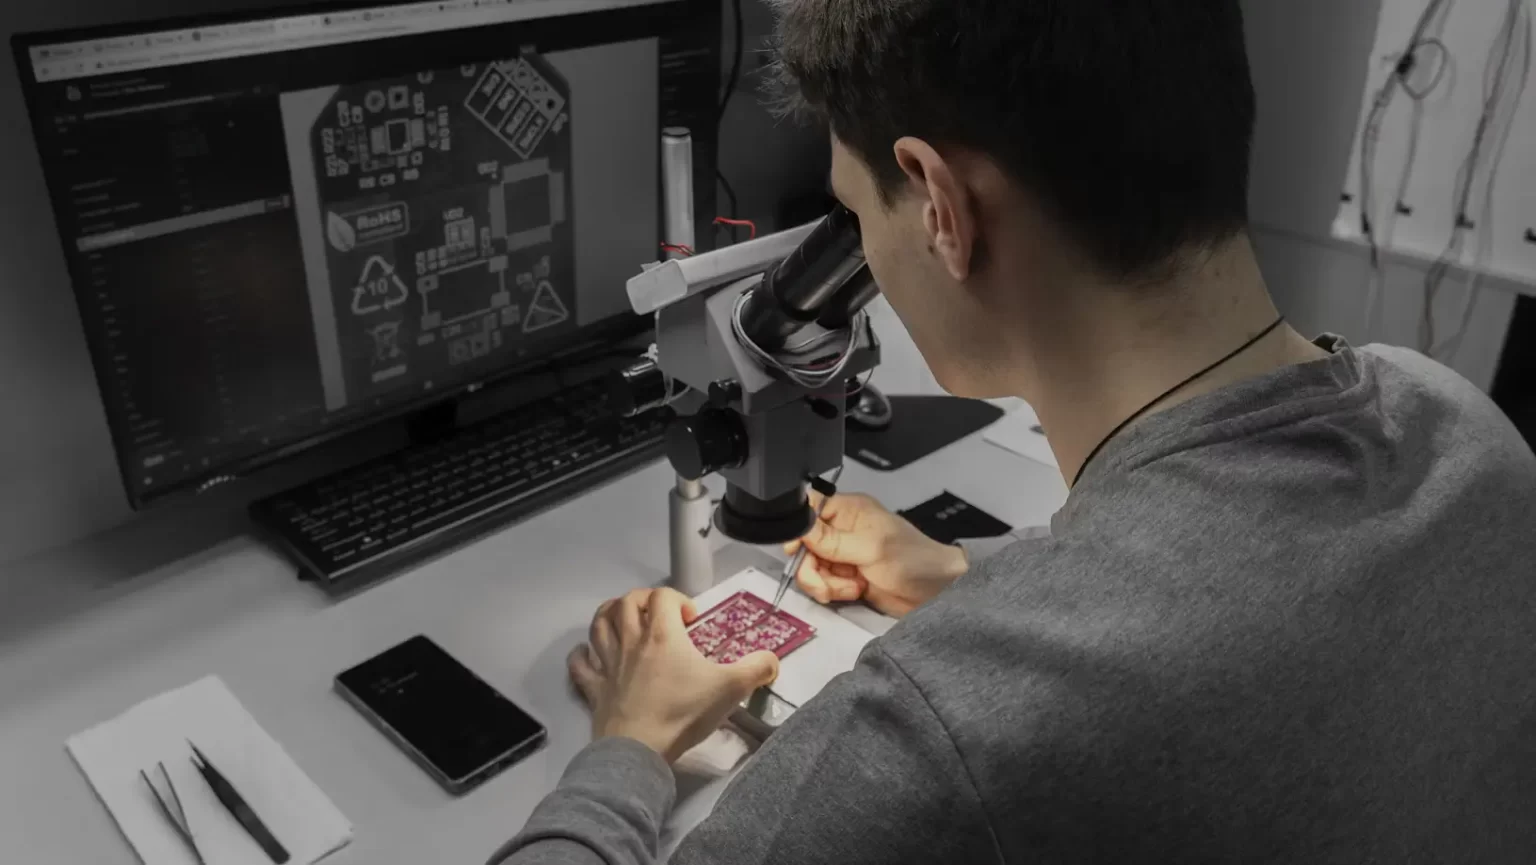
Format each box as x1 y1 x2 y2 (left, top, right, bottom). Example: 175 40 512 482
252 380 669 595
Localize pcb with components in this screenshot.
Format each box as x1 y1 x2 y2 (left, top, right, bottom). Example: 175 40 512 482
688 592 817 664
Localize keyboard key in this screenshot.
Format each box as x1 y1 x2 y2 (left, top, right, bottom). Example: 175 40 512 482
321 532 365 553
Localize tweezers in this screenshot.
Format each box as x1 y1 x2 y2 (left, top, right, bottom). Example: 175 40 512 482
772 465 844 611
190 741 291 864
142 763 207 865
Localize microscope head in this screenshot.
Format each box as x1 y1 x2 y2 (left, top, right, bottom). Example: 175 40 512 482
614 206 882 545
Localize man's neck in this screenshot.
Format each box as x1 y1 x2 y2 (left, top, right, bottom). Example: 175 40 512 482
1012 235 1330 486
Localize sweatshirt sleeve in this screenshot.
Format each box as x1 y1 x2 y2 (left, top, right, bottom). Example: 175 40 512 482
487 736 677 865
490 645 1000 865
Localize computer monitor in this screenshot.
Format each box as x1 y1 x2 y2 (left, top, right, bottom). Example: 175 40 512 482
13 0 719 508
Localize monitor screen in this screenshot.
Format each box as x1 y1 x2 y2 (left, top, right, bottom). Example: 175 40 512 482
13 0 719 507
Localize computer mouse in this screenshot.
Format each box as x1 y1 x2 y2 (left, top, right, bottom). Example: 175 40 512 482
846 385 894 431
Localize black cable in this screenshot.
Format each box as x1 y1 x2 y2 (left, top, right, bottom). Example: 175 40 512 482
1436 3 1532 359
715 0 746 246
1071 317 1287 488
717 169 739 221
717 169 741 243
1422 0 1527 354
1359 0 1452 273
1401 37 1452 98
719 0 745 123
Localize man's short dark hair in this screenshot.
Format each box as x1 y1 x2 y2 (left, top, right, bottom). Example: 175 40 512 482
770 0 1257 279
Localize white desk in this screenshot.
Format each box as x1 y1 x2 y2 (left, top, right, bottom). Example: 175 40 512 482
0 337 1068 863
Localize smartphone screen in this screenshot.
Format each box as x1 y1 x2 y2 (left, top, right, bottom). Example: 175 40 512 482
335 635 546 794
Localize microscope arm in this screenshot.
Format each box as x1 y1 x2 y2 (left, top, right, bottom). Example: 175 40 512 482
618 206 882 547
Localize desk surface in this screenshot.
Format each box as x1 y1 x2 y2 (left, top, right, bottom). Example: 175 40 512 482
0 348 1068 863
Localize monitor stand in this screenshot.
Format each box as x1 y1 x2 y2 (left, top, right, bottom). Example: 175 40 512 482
406 400 460 445
844 385 1006 472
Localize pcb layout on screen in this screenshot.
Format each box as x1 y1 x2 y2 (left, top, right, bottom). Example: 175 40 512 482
283 44 656 408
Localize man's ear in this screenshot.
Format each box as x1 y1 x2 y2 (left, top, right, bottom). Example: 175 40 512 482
893 137 976 281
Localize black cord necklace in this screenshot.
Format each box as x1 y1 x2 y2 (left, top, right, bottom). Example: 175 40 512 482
1070 316 1287 488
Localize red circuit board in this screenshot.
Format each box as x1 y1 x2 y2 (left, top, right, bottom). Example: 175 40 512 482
688 592 816 664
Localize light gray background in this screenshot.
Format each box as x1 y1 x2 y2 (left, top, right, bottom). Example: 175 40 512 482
1 1 1520 567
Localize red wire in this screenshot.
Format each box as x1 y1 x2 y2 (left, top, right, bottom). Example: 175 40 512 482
660 242 694 256
713 217 758 240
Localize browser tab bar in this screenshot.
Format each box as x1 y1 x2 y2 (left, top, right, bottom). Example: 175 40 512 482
29 0 667 83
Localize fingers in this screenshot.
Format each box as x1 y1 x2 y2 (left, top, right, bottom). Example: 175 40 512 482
589 600 618 669
644 588 693 641
726 650 781 694
817 492 878 527
821 570 869 603
794 553 830 602
567 645 600 704
795 555 870 605
801 514 884 567
616 588 649 646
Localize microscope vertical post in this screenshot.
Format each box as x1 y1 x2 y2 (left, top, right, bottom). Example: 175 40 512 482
661 127 716 595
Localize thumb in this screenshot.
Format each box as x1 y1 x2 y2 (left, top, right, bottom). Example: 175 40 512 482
725 651 780 695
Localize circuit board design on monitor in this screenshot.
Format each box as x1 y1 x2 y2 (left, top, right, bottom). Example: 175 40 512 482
286 51 576 401
688 592 817 664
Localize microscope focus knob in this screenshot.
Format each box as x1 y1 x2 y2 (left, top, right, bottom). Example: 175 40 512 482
667 410 748 481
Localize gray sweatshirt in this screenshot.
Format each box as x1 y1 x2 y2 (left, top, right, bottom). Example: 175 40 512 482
492 338 1536 864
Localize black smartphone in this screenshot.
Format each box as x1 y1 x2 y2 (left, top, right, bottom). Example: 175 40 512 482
335 635 547 795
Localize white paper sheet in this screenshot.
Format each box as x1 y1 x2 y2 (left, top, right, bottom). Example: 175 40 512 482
67 676 353 865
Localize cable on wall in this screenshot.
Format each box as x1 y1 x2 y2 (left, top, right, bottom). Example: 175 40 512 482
1421 0 1531 358
1359 0 1455 336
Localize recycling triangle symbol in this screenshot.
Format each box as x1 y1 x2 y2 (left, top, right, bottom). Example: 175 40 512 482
352 256 410 316
523 282 570 333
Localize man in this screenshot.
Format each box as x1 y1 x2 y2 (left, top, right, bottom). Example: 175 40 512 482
492 1 1536 862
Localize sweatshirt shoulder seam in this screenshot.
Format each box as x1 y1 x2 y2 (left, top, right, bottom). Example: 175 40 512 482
874 643 1005 864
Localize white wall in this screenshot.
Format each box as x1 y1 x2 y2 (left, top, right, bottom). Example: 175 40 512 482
0 0 822 567
1242 0 1518 389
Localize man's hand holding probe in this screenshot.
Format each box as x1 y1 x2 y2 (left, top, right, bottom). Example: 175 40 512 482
787 492 970 619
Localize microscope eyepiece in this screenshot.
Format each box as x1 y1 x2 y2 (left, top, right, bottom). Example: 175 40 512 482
817 264 879 330
737 204 866 351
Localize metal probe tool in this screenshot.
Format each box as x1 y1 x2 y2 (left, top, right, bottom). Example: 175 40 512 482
772 465 844 611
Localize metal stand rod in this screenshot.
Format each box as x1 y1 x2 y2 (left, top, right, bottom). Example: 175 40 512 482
669 475 715 596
